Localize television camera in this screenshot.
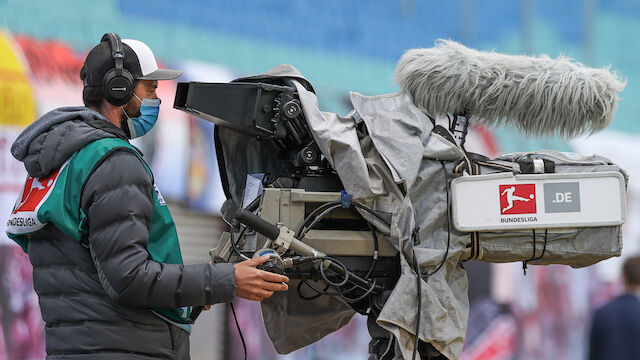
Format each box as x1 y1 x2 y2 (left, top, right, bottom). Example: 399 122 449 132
174 40 627 360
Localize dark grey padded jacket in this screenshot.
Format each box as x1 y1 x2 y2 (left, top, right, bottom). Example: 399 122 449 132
10 107 236 359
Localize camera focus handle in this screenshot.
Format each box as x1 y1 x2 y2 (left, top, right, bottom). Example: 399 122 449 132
233 207 381 292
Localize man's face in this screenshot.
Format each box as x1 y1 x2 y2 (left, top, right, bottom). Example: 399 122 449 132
121 79 158 119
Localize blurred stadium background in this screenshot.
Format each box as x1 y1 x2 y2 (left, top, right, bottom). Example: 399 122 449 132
0 0 639 359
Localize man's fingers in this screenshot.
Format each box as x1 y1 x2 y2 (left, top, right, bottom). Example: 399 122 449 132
234 255 289 303
254 289 274 299
241 254 271 267
261 281 288 292
258 270 289 283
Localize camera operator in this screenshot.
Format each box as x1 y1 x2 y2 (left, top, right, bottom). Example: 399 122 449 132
6 33 288 360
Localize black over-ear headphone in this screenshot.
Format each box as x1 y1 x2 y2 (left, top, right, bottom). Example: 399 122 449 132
101 33 134 106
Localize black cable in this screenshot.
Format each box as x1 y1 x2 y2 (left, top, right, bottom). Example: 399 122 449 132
297 247 376 299
296 255 375 315
229 226 249 261
530 229 549 261
296 197 391 235
295 200 380 288
295 201 341 237
366 222 380 277
287 256 343 297
412 161 452 359
446 114 454 132
351 202 392 228
298 205 380 281
298 255 374 300
537 229 549 260
286 256 342 298
293 200 386 307
298 202 390 245
297 280 331 300
317 256 350 287
229 302 247 360
335 223 380 299
522 229 549 275
300 279 340 296
298 204 343 239
337 279 378 303
314 246 377 295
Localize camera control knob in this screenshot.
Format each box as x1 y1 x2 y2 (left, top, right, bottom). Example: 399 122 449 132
283 100 301 119
299 147 318 165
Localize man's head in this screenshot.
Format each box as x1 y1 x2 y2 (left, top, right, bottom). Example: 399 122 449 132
80 33 182 136
622 255 640 293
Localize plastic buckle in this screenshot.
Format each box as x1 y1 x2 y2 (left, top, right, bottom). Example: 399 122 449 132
340 190 352 208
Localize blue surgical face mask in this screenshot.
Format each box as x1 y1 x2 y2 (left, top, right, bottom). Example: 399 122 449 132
122 94 161 139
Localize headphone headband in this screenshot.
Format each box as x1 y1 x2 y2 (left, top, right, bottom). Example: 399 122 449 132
101 33 124 77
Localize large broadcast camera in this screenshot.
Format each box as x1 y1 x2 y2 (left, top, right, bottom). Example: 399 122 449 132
174 41 627 360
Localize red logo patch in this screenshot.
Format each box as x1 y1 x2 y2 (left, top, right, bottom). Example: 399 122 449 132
13 169 61 214
499 184 536 215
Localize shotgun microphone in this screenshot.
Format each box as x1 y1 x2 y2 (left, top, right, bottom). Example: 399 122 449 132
394 40 626 137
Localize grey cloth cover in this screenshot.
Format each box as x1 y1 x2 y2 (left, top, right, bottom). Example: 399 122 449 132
254 66 626 360
11 108 236 359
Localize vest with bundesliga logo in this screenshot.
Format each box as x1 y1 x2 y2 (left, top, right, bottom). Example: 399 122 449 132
6 137 191 324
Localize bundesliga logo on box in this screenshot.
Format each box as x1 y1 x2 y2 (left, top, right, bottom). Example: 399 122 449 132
499 184 536 215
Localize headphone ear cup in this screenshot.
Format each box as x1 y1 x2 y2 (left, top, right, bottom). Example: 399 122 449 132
103 68 134 106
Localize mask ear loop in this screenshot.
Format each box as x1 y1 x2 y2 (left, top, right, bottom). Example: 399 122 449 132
121 106 130 119
121 94 142 117
120 92 143 124
120 106 137 138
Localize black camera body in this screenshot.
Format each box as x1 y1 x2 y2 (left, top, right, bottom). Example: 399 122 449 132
174 77 341 193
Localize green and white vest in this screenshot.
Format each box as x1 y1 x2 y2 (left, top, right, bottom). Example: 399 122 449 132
6 137 191 324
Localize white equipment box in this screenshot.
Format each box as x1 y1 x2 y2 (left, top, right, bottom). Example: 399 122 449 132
451 171 626 231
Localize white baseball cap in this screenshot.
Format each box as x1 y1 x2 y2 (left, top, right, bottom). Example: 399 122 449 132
122 38 182 80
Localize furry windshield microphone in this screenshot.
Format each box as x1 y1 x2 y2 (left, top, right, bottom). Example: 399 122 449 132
394 40 626 138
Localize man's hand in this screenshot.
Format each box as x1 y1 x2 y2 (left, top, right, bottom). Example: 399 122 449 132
234 255 289 301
